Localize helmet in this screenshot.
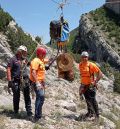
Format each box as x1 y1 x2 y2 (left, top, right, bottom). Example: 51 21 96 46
17 45 27 52
81 51 89 57
36 47 46 56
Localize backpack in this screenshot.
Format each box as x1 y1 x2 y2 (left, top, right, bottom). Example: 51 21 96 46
50 20 69 41
50 20 62 40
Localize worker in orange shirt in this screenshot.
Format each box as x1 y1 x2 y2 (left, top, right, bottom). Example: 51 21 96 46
79 51 102 120
30 47 49 122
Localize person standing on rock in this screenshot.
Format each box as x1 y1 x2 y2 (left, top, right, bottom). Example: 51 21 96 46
7 45 32 117
30 46 49 122
79 51 102 121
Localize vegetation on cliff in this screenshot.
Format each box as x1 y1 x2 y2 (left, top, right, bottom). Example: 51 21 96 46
90 6 120 55
0 8 13 31
89 6 120 93
0 7 38 58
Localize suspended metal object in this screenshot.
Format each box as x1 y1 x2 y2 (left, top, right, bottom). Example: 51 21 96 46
50 0 70 53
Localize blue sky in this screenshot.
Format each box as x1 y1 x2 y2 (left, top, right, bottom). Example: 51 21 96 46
0 0 105 43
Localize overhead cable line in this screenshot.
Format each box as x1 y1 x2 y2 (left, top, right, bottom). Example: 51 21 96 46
50 0 59 4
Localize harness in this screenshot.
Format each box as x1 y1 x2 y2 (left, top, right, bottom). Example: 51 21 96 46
79 62 97 94
20 59 29 90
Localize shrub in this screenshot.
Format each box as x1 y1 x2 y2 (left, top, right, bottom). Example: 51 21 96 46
93 17 98 21
0 7 38 59
0 8 13 31
115 38 120 45
6 27 37 58
90 6 120 52
73 64 79 80
35 36 41 43
111 44 115 48
71 53 81 63
114 70 120 93
33 124 45 129
100 62 113 77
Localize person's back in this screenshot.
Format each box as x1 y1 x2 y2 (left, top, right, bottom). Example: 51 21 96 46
30 57 46 83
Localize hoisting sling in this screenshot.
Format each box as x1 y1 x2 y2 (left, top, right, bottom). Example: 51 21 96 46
50 18 69 42
49 17 69 53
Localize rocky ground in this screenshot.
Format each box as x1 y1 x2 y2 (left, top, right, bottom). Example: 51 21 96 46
0 60 120 129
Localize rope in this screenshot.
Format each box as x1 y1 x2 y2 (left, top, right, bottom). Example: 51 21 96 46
50 0 69 16
50 0 59 4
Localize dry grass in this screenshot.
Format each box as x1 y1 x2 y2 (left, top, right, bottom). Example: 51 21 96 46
33 124 42 129
115 120 120 129
0 115 6 129
111 106 120 117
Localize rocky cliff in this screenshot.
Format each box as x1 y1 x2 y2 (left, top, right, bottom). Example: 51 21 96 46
105 0 120 15
77 11 120 70
0 33 13 79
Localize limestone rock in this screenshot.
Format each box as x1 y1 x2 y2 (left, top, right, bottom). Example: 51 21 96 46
78 14 120 70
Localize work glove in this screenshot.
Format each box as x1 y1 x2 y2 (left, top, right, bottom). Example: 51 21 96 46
8 81 13 88
79 85 85 96
36 81 43 90
45 65 50 70
36 82 45 96
8 81 13 94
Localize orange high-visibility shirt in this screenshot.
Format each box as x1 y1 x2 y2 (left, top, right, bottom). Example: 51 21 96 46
79 61 100 85
30 58 48 82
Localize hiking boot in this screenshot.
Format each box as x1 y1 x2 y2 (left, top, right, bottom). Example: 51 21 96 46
75 115 85 121
27 111 32 117
93 115 99 123
32 116 41 123
85 112 94 118
31 117 39 123
85 112 89 117
27 112 33 121
82 112 94 121
14 110 18 114
94 114 99 122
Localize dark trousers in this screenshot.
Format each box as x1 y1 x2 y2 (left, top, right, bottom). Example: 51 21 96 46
84 87 99 117
12 79 32 114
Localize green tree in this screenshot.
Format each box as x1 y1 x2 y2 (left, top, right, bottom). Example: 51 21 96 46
7 27 37 58
114 71 120 93
35 36 41 43
0 8 13 31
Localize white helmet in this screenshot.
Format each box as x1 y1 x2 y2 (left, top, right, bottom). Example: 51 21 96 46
17 45 27 52
81 51 89 57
